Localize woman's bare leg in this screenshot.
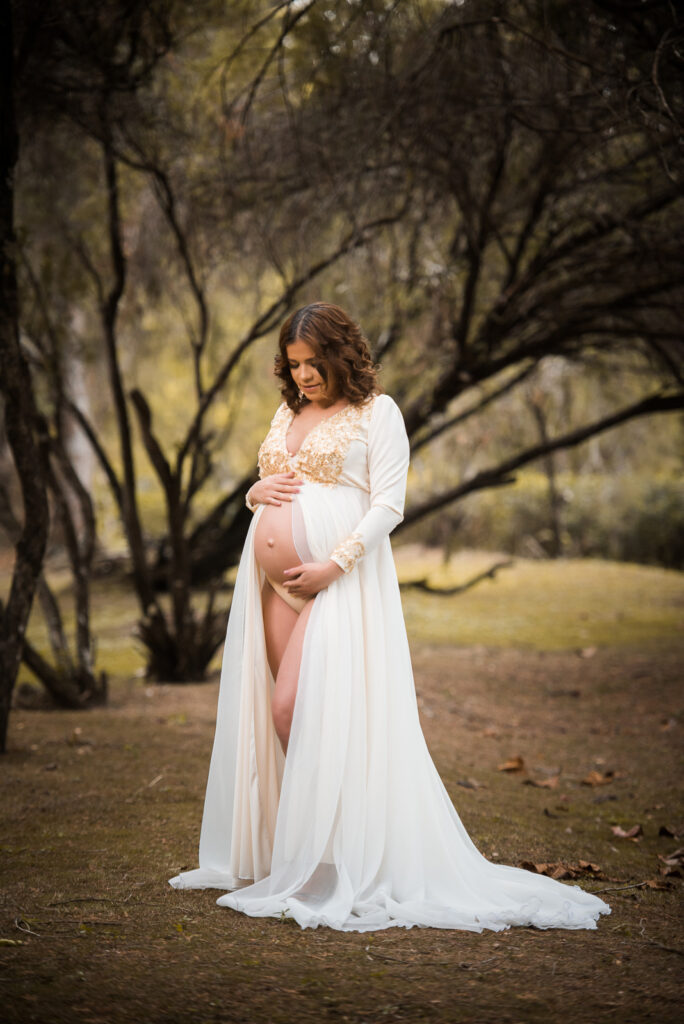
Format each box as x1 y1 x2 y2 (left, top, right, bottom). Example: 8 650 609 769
268 593 315 755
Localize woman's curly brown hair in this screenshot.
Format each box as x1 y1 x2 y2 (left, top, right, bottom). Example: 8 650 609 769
274 302 382 412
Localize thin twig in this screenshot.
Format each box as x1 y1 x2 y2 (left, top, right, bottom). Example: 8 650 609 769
14 918 41 937
591 881 652 894
45 897 122 907
42 897 171 909
457 957 499 971
639 918 684 957
40 918 126 926
365 947 498 970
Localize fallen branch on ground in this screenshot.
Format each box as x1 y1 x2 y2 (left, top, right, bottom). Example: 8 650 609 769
399 560 514 596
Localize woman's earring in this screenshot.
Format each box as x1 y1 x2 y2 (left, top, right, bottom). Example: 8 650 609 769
298 388 304 399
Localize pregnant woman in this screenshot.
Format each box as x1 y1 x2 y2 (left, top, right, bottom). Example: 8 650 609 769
169 302 611 934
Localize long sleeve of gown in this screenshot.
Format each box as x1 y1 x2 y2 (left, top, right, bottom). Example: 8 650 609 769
328 395 410 573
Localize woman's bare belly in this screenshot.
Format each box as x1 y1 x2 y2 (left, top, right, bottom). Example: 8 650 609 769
254 502 301 584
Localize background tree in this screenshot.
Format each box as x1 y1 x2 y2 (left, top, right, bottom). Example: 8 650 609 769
203 0 682 542
8 0 407 690
0 0 50 751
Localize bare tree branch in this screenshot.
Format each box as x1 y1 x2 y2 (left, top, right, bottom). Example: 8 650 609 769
400 391 684 530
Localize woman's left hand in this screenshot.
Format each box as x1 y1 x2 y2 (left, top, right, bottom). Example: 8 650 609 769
282 560 344 599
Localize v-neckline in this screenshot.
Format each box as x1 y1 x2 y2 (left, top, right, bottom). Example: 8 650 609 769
284 402 352 458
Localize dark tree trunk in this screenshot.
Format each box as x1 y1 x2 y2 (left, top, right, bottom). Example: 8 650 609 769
29 421 108 705
0 0 49 752
529 396 564 558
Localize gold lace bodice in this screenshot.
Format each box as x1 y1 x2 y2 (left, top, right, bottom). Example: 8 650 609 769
248 391 409 574
257 395 377 487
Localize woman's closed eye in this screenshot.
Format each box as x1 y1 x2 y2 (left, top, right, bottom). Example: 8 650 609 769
289 361 323 371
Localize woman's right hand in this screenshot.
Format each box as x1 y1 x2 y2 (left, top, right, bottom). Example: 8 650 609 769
247 471 303 507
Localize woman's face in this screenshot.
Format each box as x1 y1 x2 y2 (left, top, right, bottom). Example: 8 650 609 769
286 337 338 404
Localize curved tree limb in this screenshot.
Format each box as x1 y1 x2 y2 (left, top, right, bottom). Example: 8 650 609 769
411 363 536 454
399 559 514 596
399 391 684 530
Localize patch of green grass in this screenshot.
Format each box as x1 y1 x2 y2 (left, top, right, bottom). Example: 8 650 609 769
396 547 684 650
8 548 684 690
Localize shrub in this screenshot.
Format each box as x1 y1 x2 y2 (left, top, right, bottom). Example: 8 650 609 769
401 473 684 569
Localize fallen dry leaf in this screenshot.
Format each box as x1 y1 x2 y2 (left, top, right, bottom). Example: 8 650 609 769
581 769 622 786
658 823 684 838
67 727 94 747
497 755 525 772
610 823 643 840
519 861 570 879
657 847 684 868
578 860 603 874
523 774 560 789
456 778 484 790
518 860 606 881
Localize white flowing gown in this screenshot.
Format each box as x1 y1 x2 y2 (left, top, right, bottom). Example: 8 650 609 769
169 391 611 933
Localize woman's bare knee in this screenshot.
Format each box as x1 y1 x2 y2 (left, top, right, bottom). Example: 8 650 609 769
270 696 292 753
272 654 300 746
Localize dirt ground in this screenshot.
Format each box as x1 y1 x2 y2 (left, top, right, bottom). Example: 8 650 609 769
1 636 682 1024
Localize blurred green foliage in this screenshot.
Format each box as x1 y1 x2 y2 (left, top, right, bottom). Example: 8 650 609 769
402 471 684 570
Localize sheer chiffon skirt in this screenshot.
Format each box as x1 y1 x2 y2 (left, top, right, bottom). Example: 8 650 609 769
169 481 611 932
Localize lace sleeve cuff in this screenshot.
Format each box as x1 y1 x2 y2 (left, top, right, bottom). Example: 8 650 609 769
329 531 365 574
245 490 258 513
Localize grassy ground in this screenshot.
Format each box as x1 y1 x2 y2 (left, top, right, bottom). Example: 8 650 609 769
1 551 683 1023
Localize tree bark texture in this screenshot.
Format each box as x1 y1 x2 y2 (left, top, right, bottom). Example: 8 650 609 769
0 0 49 752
